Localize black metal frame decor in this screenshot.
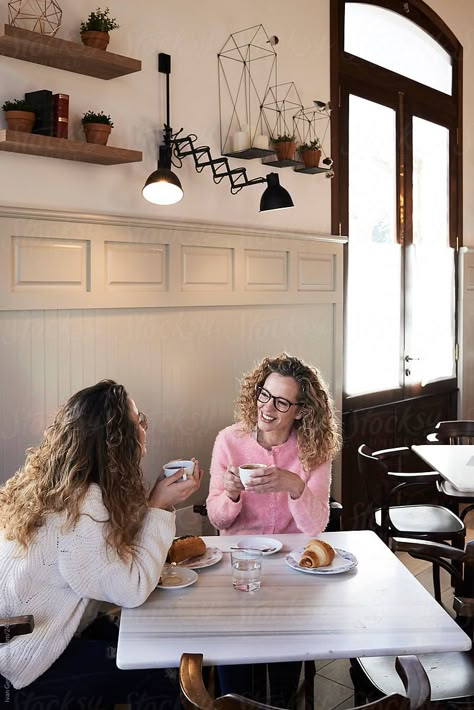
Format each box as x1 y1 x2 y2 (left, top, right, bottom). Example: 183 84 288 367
293 102 334 176
218 24 277 159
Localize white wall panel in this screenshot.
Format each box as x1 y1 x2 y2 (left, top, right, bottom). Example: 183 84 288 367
244 249 288 290
0 208 345 503
13 236 90 290
105 241 167 290
297 253 335 291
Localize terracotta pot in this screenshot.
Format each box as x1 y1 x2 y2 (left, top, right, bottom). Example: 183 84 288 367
301 148 321 169
4 110 35 133
83 122 111 145
80 31 110 50
273 141 296 161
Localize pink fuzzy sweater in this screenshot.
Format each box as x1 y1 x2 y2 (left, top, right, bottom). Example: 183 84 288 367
206 423 331 536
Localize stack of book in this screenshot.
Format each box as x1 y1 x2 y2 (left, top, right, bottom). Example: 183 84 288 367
24 90 69 139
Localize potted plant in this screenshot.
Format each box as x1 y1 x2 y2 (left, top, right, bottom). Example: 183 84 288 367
81 110 114 145
299 139 322 169
272 134 296 161
80 7 119 50
2 98 35 133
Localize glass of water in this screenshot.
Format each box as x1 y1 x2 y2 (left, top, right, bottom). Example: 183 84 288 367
231 548 263 592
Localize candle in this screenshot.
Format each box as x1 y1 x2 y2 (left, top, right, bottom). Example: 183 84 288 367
253 134 269 149
232 131 250 152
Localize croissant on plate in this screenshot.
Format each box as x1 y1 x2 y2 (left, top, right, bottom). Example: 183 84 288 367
299 539 335 569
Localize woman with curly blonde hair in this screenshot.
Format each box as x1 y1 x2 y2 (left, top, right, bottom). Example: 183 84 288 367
206 354 340 708
206 353 340 536
0 379 201 708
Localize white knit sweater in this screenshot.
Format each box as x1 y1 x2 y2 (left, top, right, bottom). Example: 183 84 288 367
0 483 176 689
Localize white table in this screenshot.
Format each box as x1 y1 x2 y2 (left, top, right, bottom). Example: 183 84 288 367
117 530 471 669
412 444 474 493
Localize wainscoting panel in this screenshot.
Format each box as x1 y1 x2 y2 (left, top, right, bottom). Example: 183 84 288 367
0 207 345 503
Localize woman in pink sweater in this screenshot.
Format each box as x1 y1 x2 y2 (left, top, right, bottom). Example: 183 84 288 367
207 353 341 709
206 352 340 537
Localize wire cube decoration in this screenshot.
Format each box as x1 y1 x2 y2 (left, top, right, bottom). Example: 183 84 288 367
8 0 62 35
293 102 333 166
218 24 277 157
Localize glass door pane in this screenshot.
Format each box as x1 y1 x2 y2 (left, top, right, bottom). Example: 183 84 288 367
406 116 455 386
346 95 401 396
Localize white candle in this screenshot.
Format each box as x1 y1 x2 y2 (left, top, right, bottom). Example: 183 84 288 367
253 134 269 149
232 131 250 152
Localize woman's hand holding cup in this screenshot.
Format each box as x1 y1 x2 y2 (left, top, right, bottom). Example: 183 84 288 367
223 465 244 502
149 459 202 509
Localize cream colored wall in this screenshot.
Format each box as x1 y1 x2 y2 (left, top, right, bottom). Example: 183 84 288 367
0 0 331 233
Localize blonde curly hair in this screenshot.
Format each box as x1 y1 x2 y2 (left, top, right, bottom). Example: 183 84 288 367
235 353 341 470
0 380 148 559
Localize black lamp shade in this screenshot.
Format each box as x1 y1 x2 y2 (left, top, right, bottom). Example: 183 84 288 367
142 167 183 205
259 173 294 212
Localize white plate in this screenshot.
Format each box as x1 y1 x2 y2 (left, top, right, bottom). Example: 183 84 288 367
157 566 198 589
235 536 283 555
178 547 223 569
285 547 358 575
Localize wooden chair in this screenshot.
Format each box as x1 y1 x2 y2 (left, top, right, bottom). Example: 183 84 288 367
0 615 34 643
351 538 474 708
427 420 474 521
357 444 465 602
180 652 430 710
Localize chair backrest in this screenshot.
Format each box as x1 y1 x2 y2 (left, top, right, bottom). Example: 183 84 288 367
430 420 474 445
180 653 430 710
0 615 34 643
357 444 394 513
393 537 474 629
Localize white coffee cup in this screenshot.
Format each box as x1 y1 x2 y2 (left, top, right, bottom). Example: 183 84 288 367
239 463 266 487
163 459 194 481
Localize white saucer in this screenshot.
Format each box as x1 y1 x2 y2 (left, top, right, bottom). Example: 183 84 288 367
157 566 198 589
178 547 223 569
235 536 283 555
285 548 358 575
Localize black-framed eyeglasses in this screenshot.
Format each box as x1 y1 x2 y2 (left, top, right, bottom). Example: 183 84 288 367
256 386 303 413
138 411 148 431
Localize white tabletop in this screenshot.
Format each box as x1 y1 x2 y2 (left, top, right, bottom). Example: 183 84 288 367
117 530 471 669
412 444 474 493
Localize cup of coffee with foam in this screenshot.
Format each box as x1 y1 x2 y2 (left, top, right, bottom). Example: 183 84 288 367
163 459 194 481
239 463 266 488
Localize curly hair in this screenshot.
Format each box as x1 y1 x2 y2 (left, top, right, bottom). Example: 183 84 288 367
0 380 148 558
235 353 341 470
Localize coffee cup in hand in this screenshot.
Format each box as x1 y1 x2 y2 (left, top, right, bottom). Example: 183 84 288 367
163 460 194 481
239 463 266 488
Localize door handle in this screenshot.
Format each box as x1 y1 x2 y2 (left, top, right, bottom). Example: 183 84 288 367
404 355 420 362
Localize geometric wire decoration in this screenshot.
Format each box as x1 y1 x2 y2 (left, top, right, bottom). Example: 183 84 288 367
261 81 304 142
293 101 334 176
8 0 62 35
218 24 277 158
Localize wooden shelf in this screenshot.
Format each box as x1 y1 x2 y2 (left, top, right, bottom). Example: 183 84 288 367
0 130 142 165
0 24 141 79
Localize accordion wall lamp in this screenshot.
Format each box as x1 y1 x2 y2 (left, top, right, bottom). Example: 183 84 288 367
142 53 294 212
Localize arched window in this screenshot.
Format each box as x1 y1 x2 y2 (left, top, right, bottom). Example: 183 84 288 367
331 0 462 520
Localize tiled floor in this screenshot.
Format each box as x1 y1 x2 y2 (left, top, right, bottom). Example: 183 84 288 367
302 520 474 710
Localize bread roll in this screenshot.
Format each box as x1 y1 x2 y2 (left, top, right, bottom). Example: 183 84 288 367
299 539 335 569
168 535 206 563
